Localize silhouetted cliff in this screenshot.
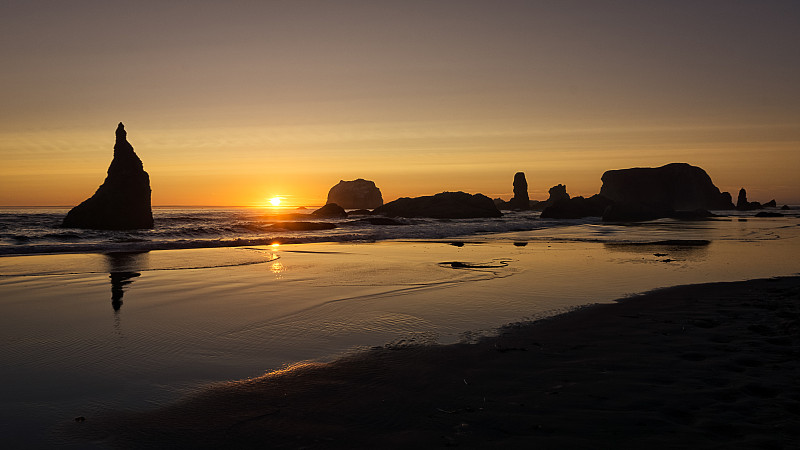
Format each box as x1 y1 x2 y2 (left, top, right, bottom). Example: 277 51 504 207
62 123 153 229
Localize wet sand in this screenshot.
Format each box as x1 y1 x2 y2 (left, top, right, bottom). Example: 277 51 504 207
72 275 800 449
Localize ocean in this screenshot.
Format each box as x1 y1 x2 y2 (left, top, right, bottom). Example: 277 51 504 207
3 206 797 256
1 206 579 256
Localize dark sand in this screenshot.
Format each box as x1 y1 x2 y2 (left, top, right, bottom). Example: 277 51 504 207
72 276 799 449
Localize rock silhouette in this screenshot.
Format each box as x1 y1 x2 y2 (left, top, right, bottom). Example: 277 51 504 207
737 188 748 209
736 188 763 211
311 203 348 218
374 192 502 219
62 123 153 229
541 194 612 219
546 184 570 206
326 179 383 210
540 163 736 221
599 163 734 211
508 172 531 210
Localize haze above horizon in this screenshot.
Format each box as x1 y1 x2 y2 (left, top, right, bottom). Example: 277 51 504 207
2 1 799 206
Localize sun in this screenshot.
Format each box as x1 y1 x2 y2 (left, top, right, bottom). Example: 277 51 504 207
269 196 282 206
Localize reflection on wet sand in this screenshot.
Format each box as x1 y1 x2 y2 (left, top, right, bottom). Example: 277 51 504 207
104 252 149 312
110 272 140 311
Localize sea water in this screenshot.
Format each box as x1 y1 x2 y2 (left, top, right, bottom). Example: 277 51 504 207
0 206 580 255
1 207 799 446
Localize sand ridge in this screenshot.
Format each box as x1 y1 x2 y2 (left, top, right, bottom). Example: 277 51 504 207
72 276 800 449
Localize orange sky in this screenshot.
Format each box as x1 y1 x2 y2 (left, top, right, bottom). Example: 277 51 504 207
2 1 799 206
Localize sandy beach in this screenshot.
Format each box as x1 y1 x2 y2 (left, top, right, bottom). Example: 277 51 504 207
68 275 800 449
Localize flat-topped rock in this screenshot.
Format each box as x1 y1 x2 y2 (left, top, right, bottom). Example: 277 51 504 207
599 163 734 211
62 123 153 230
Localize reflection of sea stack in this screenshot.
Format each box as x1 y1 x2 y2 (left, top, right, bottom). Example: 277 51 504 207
62 123 154 229
110 272 141 311
326 179 383 210
508 172 531 210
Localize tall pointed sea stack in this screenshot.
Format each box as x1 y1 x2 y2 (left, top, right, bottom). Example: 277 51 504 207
508 172 531 210
62 123 154 229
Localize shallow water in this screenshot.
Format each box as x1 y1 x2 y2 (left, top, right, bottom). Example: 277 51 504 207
1 216 799 446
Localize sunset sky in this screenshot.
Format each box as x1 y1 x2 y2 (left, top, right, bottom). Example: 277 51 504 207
2 1 799 206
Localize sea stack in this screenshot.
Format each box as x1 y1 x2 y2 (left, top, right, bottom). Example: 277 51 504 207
599 163 734 211
508 172 531 210
736 188 748 209
62 123 154 230
736 187 763 211
326 179 383 210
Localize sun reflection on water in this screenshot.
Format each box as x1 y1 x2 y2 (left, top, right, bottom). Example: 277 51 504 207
270 261 286 277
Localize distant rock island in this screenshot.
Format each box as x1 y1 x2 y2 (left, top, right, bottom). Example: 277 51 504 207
541 163 741 221
62 123 153 230
374 192 502 219
326 179 383 210
599 163 734 211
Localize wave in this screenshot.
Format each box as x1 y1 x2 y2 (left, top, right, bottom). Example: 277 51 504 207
0 210 583 255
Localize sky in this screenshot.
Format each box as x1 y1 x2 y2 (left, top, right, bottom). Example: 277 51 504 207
1 0 799 207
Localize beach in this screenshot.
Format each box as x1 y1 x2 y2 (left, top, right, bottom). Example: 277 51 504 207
1 213 799 447
71 275 800 449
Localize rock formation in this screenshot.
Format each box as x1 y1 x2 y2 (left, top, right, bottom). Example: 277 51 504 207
599 163 735 211
326 179 383 210
539 163 735 221
62 123 153 230
373 192 502 219
540 194 612 219
736 188 748 209
546 184 570 206
736 188 763 211
508 172 531 210
311 203 348 218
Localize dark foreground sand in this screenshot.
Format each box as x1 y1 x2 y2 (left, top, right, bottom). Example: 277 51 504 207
71 276 799 449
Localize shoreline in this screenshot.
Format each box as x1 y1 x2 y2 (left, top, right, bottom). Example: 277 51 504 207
70 275 800 449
